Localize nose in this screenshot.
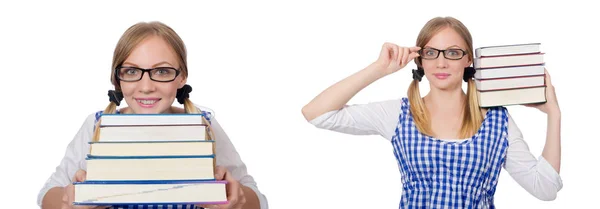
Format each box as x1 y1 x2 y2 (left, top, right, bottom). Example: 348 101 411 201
435 53 449 69
138 71 156 94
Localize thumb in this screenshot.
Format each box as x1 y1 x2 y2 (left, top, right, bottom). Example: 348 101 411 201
214 166 227 180
74 170 87 182
408 52 420 61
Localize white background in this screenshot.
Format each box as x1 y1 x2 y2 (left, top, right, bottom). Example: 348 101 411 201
0 0 597 208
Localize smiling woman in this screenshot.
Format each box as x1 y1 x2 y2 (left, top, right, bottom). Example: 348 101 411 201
301 16 563 208
37 21 269 209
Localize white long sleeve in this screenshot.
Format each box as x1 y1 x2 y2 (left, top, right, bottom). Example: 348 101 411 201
37 107 269 209
308 98 563 200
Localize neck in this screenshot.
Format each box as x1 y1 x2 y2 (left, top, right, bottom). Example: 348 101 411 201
424 86 466 114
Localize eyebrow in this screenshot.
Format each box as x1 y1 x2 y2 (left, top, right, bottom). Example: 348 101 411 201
424 45 463 49
122 61 175 68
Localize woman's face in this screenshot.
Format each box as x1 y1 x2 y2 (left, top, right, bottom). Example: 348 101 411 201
420 27 471 91
118 35 186 114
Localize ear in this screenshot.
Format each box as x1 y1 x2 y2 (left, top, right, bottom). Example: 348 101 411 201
178 77 187 89
465 58 473 68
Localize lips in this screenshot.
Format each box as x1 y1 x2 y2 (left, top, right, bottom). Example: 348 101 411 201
433 73 450 80
135 98 161 108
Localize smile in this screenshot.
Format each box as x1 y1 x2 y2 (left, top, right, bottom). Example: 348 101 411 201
135 98 161 107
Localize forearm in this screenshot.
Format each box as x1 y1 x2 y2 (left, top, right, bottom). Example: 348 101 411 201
241 185 261 209
41 187 64 209
301 62 387 121
541 111 561 174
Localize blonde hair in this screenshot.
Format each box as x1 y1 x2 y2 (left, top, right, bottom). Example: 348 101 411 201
408 17 486 138
92 21 209 142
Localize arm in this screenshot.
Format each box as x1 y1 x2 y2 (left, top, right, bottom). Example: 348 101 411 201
525 68 561 173
211 117 268 209
39 114 95 208
541 112 561 173
503 113 563 201
41 187 65 209
301 43 420 121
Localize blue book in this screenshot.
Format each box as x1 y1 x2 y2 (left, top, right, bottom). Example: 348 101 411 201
85 155 216 182
89 140 215 157
73 180 228 206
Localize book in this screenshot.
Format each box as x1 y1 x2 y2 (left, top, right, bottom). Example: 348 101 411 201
474 53 544 69
89 141 214 157
85 155 216 181
475 75 545 91
73 181 227 205
474 64 545 79
475 43 540 57
477 86 546 107
100 114 207 126
79 113 224 205
98 125 208 142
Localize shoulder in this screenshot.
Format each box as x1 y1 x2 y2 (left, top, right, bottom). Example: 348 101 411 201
194 104 216 120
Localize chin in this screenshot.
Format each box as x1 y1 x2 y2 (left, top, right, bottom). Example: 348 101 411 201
131 106 166 114
430 81 462 91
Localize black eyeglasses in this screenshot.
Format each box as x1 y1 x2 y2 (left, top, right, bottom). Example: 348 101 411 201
419 48 467 60
115 66 181 82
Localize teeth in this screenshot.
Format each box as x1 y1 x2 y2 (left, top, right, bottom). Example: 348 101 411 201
138 100 157 105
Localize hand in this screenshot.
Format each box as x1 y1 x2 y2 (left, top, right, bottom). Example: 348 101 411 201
61 170 108 209
524 68 560 116
374 42 420 75
197 166 246 209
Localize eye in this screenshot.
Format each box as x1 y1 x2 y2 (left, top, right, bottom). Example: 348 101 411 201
424 49 437 56
124 68 139 75
447 49 463 57
154 68 175 76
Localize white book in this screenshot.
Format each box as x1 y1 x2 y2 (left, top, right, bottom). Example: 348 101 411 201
474 64 545 79
74 181 227 205
86 157 215 181
477 87 546 107
475 53 544 69
90 141 214 157
475 43 541 57
475 75 545 91
100 114 206 126
98 125 207 142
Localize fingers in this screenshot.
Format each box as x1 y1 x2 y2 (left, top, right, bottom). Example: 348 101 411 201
379 42 397 63
408 52 420 62
73 170 87 182
236 188 246 209
391 44 400 64
222 169 240 209
409 46 421 53
61 192 70 209
544 68 552 86
63 184 75 208
399 47 408 67
214 166 227 180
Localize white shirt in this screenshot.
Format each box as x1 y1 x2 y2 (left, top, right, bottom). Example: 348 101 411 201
36 106 269 209
309 98 563 201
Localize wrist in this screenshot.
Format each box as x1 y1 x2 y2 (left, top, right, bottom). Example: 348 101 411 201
366 62 389 78
547 109 561 119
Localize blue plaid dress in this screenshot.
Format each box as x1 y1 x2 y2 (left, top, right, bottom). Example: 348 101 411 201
391 98 509 208
87 110 213 209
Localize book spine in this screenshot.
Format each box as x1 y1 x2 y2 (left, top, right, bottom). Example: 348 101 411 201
86 154 215 159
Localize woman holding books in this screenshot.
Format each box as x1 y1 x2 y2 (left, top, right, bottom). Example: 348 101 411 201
302 16 562 208
37 21 268 209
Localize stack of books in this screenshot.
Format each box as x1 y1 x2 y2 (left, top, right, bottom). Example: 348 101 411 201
73 114 227 206
474 43 547 107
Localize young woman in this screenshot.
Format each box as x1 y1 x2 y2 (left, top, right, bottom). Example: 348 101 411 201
302 17 562 208
37 21 268 209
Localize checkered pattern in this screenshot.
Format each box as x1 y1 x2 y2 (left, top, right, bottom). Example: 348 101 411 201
391 98 509 209
90 110 211 209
